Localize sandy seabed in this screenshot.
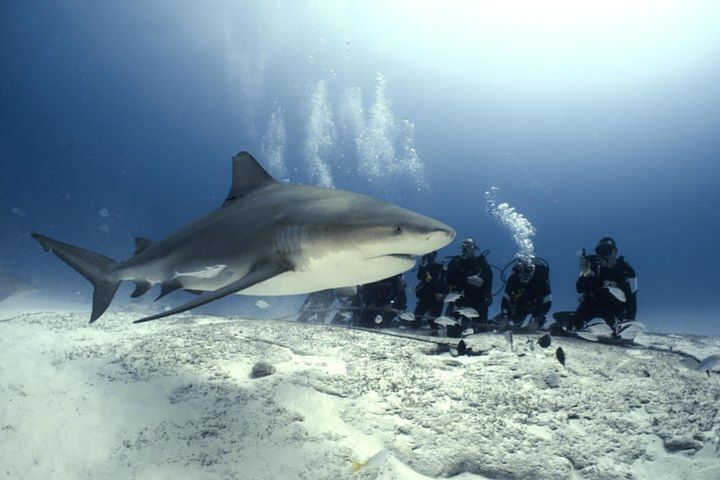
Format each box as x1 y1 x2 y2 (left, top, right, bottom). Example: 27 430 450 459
1 311 719 480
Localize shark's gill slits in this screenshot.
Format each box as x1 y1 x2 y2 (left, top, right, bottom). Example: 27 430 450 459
275 225 308 256
364 225 400 237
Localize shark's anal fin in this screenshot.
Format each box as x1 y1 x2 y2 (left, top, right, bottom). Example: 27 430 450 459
133 260 292 324
134 238 154 256
222 152 278 206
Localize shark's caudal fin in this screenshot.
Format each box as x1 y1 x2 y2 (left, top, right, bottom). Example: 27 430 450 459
31 233 121 323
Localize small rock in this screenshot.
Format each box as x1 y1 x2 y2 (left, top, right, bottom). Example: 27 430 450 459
663 435 703 453
544 372 560 388
443 359 463 367
251 361 276 379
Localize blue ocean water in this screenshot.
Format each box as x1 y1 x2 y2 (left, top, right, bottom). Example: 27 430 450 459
1 2 719 334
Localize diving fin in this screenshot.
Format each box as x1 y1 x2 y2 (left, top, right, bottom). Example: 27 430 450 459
606 286 627 302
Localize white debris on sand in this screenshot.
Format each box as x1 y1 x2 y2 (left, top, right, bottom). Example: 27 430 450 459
1 313 719 480
254 299 271 309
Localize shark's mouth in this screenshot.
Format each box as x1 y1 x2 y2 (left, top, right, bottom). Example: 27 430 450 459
387 254 414 261
369 253 414 261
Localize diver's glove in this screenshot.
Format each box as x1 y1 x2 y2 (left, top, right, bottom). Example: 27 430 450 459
434 293 445 301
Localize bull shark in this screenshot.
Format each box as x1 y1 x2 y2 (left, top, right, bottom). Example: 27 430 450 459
32 152 455 323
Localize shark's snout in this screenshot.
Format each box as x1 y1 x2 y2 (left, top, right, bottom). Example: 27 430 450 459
427 225 455 241
425 225 455 251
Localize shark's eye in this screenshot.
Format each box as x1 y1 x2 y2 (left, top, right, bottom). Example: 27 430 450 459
395 225 403 235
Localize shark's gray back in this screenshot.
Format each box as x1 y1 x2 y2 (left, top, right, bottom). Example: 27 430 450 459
120 184 387 278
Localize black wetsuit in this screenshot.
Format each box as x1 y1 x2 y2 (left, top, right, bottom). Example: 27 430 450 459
559 255 637 331
501 263 551 327
413 260 446 329
359 274 407 328
331 287 362 324
444 254 493 337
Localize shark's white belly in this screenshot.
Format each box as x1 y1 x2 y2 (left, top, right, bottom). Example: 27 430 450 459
240 251 415 296
131 250 415 296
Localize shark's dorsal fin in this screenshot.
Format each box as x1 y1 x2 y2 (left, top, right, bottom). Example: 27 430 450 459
134 237 154 256
223 152 278 206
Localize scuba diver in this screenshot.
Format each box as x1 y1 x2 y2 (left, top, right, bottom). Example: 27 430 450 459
358 274 408 328
412 251 446 331
296 289 336 323
495 257 551 332
553 237 637 333
444 238 493 337
330 286 362 325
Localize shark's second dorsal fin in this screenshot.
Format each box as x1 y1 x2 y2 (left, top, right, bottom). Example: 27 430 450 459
134 237 154 256
223 151 278 206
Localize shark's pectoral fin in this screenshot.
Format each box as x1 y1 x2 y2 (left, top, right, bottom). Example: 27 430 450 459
133 260 292 324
